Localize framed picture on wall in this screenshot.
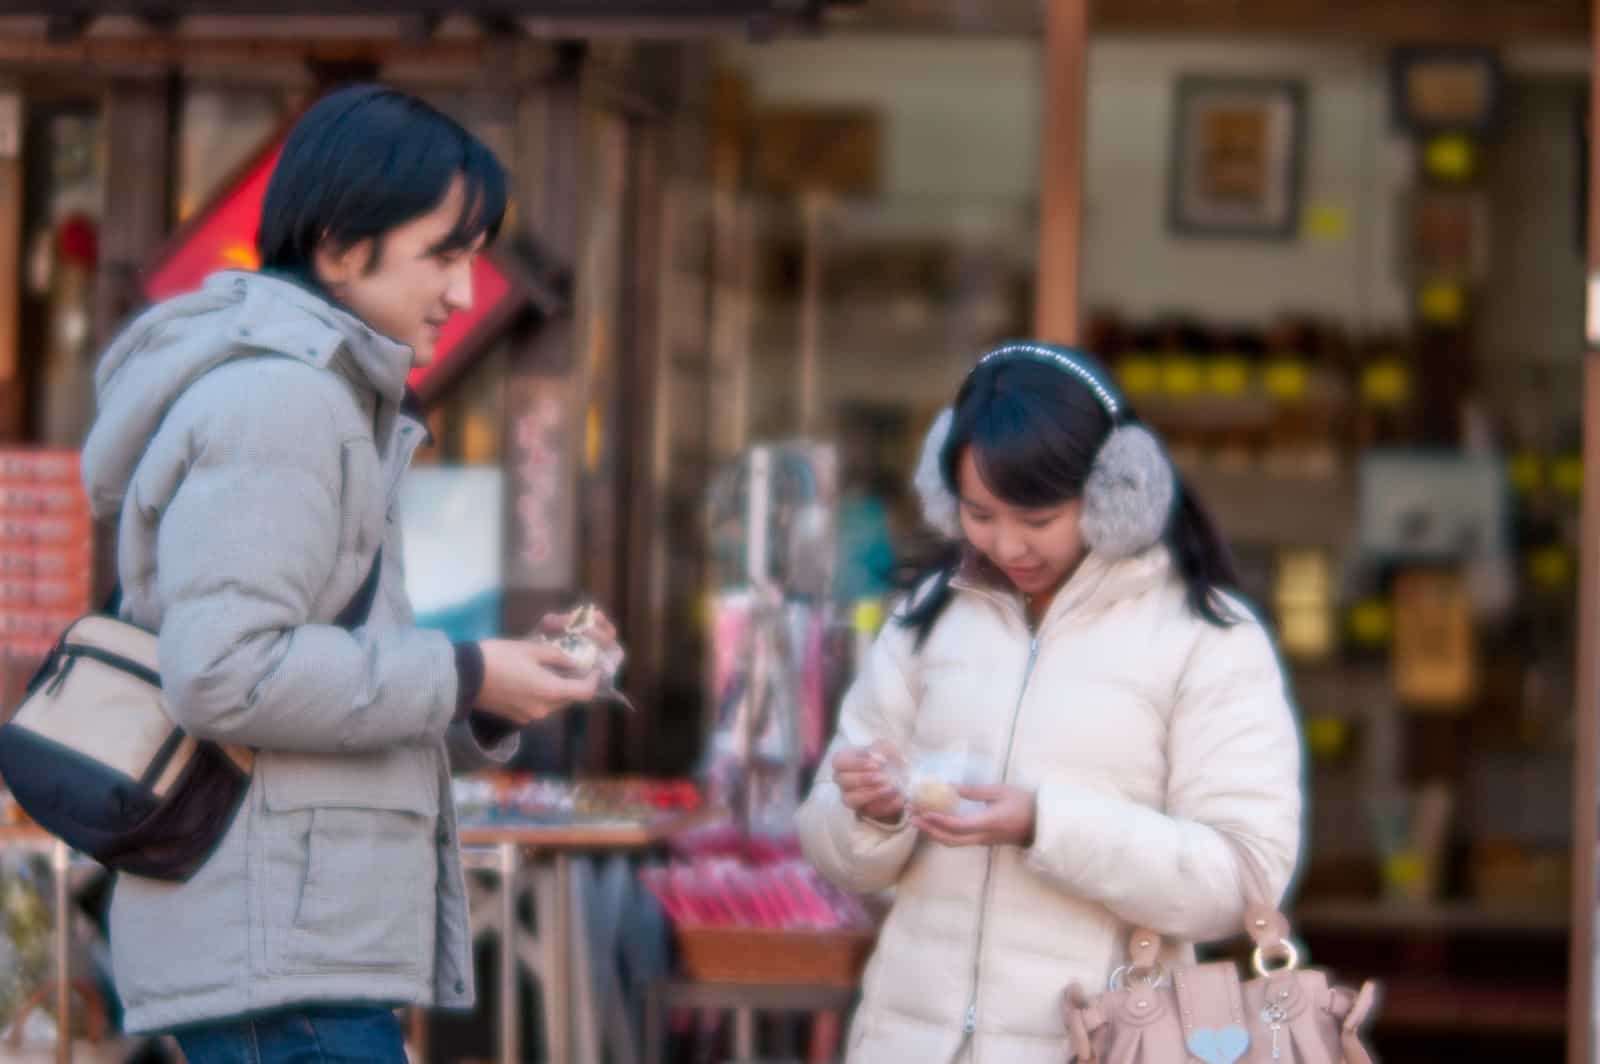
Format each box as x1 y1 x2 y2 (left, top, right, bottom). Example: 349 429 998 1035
1389 46 1502 137
1167 77 1306 241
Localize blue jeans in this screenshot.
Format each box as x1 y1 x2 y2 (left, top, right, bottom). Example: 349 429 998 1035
174 1006 408 1064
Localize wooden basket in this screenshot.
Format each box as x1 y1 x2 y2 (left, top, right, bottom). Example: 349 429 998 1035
675 926 877 987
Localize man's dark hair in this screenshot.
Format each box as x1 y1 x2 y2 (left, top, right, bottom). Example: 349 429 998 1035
258 84 508 280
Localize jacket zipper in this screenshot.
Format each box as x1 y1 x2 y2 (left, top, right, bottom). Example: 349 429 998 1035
961 629 1041 1057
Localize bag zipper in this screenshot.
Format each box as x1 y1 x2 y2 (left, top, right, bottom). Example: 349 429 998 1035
961 628 1041 1060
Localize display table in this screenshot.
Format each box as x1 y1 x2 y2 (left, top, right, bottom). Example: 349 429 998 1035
0 804 720 1064
457 806 722 1064
643 981 858 1064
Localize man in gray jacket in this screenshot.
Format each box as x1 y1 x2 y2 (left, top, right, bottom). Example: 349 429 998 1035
79 85 602 1062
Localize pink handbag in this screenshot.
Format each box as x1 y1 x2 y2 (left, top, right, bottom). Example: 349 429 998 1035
1062 854 1380 1064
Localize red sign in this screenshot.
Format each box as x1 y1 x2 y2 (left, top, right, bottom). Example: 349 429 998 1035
143 128 527 400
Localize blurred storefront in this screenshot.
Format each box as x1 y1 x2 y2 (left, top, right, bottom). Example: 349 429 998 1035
656 6 1600 1064
3 2 1600 1062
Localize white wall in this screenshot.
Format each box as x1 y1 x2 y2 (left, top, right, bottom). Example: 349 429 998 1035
726 35 1417 332
720 36 1043 213
1081 36 1410 330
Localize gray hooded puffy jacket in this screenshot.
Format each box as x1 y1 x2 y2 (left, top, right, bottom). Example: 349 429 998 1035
81 270 511 1033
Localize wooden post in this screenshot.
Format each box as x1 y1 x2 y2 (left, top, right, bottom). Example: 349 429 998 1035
619 116 666 771
92 75 173 348
502 52 588 640
1034 0 1090 346
1570 4 1600 1058
0 92 21 443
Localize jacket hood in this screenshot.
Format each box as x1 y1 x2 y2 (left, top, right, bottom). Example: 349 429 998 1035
82 270 413 521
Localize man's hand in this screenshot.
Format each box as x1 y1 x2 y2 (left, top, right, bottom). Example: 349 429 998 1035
912 784 1036 848
475 639 601 726
832 740 906 824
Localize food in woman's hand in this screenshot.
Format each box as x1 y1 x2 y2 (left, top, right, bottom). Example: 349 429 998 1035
910 777 961 814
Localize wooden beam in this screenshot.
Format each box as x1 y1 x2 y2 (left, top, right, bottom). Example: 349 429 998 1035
92 76 172 348
619 116 666 772
501 62 587 639
1572 3 1600 1059
13 0 816 16
0 35 495 68
44 14 92 43
1092 0 1589 44
0 94 20 444
836 0 1591 45
1035 0 1088 345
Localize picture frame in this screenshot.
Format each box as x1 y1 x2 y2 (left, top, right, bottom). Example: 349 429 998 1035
1167 76 1306 241
1356 450 1510 563
1390 46 1503 137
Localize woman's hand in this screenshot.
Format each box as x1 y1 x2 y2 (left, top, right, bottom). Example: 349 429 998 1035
832 741 906 824
913 784 1036 848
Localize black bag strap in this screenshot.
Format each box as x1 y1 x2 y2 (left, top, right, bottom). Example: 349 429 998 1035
102 548 383 632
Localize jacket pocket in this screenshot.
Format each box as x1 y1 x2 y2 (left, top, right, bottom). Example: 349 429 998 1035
257 749 439 975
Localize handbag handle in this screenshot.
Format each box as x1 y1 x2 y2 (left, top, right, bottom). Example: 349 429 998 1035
1121 836 1296 981
4 979 110 1048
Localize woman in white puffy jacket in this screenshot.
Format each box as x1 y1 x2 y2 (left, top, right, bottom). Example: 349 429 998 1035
795 342 1304 1064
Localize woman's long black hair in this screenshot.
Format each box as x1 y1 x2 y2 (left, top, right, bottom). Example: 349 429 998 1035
899 348 1239 646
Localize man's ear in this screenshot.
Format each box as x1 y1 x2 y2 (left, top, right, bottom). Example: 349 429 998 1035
313 238 372 288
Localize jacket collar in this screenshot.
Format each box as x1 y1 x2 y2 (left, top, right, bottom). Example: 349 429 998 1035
202 270 415 404
950 545 1173 628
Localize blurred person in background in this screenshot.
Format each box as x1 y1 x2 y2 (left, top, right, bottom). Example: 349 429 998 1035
79 85 610 1063
796 342 1303 1064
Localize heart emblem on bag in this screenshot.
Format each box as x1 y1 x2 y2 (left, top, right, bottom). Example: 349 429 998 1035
1187 1025 1250 1064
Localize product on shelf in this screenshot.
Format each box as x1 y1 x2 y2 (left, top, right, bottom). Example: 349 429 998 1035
450 774 701 828
640 857 873 933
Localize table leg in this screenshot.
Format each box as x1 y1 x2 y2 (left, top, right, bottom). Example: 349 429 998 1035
52 841 70 1064
549 854 573 1064
643 983 664 1064
570 859 600 1064
498 842 519 1064
733 1008 755 1061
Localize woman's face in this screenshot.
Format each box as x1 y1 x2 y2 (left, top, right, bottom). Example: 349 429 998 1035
957 448 1087 597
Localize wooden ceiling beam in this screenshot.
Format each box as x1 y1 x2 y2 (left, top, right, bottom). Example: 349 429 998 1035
3 0 823 16
829 0 1591 44
1092 0 1590 45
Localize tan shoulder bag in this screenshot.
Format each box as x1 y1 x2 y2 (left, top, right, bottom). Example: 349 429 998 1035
1063 849 1380 1064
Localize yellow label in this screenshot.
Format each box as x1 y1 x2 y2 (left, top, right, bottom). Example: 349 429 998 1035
1261 359 1309 402
1384 851 1427 889
1418 281 1466 325
1528 546 1574 589
1509 451 1543 494
1552 454 1584 496
1306 716 1351 760
1207 356 1251 396
1118 355 1161 397
1361 361 1411 406
1424 135 1477 181
1304 203 1350 241
853 599 885 635
1160 355 1205 397
1347 599 1393 645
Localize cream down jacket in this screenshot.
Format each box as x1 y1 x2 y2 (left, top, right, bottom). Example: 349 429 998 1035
796 547 1304 1064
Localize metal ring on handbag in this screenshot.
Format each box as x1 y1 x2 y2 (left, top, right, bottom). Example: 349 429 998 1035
1251 939 1301 977
1109 963 1168 991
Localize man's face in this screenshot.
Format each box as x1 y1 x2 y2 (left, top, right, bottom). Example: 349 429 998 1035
314 175 482 367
